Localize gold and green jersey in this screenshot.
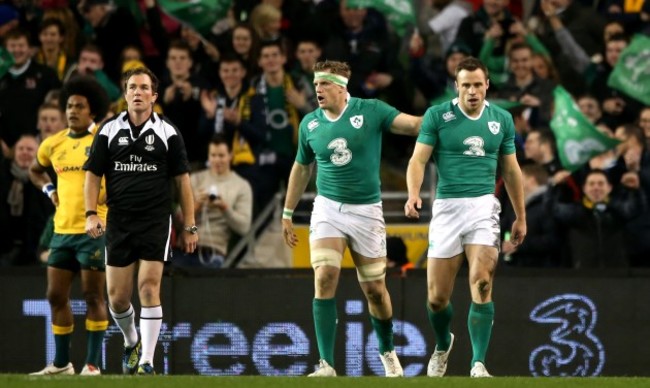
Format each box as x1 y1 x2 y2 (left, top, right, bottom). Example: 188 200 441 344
418 98 516 199
296 97 399 204
37 126 107 234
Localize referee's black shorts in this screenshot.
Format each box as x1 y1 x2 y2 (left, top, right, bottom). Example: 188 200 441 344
105 211 172 267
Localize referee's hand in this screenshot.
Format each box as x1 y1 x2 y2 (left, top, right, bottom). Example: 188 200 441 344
85 215 105 239
183 231 198 253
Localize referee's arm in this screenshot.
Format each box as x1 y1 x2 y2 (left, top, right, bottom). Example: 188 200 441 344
176 173 197 253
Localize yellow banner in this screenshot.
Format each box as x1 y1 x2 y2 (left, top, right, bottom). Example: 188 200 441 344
291 224 429 268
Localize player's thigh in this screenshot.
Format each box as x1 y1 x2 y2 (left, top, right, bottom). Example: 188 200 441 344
465 244 498 281
46 266 75 303
106 262 137 308
427 253 464 303
48 234 82 272
138 260 164 290
346 202 386 259
350 250 388 297
80 268 106 298
309 196 347 243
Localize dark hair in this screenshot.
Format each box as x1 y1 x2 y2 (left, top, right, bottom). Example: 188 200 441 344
219 52 246 68
584 169 610 185
454 57 489 81
521 163 549 185
529 128 557 151
209 134 232 152
508 42 532 58
39 18 65 37
617 123 645 145
259 40 285 56
122 67 159 94
79 43 103 58
168 39 193 59
59 75 109 119
4 27 30 44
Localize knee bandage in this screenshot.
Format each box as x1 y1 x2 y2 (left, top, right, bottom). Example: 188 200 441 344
356 261 387 282
311 248 342 269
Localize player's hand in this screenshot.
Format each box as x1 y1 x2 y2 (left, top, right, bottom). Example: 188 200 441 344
510 218 527 246
85 215 105 239
51 191 60 207
282 218 298 248
404 197 422 218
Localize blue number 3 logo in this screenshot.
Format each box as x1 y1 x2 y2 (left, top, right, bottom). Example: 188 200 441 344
529 293 605 377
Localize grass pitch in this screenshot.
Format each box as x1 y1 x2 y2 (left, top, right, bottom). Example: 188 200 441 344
3 375 650 388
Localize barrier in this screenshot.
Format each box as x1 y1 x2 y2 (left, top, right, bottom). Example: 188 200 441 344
2 267 649 376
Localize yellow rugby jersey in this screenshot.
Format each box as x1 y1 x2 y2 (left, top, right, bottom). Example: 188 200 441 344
37 125 108 234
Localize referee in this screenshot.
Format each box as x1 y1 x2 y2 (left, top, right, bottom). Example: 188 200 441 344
83 67 197 375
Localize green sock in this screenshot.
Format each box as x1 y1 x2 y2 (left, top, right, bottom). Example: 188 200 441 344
313 298 337 367
427 302 453 351
86 330 106 366
53 334 71 367
467 302 495 367
370 315 394 354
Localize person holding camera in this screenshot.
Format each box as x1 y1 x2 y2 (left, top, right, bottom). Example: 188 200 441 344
176 135 252 268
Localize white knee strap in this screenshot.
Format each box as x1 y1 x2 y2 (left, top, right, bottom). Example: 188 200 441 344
357 261 386 282
311 248 342 269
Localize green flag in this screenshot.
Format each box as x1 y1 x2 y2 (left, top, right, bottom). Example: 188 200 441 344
550 86 620 172
158 0 231 35
347 0 416 37
607 34 650 105
0 47 14 78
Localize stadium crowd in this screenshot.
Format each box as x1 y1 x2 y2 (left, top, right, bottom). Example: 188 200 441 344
0 0 648 269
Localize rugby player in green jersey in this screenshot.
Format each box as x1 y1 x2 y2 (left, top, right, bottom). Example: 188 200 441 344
282 60 422 377
405 57 526 378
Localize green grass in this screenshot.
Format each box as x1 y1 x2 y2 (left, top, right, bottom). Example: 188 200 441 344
3 375 650 388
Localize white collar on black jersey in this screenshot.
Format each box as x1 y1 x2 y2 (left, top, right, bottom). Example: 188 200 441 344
453 98 488 121
121 112 157 123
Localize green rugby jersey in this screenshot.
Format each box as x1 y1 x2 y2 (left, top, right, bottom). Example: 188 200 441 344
296 97 399 204
418 98 516 199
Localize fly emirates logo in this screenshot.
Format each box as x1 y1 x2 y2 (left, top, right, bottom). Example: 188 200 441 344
114 155 158 172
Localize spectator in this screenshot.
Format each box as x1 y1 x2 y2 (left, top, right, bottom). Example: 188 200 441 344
0 134 54 266
501 163 561 267
577 94 607 128
535 0 605 96
551 168 646 268
531 52 559 84
176 135 252 268
236 41 315 216
200 54 248 148
291 39 322 97
425 0 471 57
0 29 61 157
639 107 650 148
78 0 141 83
64 44 121 102
495 42 555 127
36 102 66 141
35 18 72 81
229 23 260 80
455 0 515 58
324 0 407 110
159 40 207 167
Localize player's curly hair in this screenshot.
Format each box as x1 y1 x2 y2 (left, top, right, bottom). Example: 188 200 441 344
59 75 110 120
313 60 351 79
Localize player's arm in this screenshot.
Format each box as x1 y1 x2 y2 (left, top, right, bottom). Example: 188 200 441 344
29 160 58 207
390 113 422 136
500 153 527 245
405 142 433 218
281 161 314 247
176 173 198 253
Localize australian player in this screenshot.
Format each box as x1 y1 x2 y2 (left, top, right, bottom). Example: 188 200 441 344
404 57 526 377
281 60 421 377
29 76 110 375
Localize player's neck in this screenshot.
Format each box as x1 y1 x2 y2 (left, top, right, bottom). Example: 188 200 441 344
129 110 152 126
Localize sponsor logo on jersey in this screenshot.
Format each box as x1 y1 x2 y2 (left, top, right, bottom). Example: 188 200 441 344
144 134 155 151
350 115 364 129
442 111 456 122
488 121 500 135
118 137 129 146
308 119 319 132
113 161 158 172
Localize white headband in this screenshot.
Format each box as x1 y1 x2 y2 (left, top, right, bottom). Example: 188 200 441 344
314 72 349 87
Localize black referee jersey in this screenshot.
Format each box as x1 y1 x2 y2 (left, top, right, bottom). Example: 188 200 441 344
83 112 190 215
